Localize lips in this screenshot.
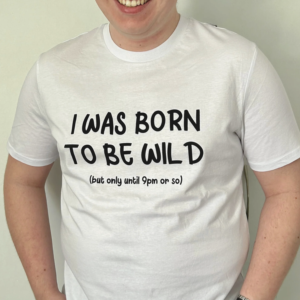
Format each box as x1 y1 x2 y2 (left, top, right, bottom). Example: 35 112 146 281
117 0 150 7
115 0 152 14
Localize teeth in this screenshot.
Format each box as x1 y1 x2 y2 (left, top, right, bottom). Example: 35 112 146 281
118 0 148 7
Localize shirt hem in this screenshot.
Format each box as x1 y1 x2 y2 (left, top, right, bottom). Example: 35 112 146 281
7 141 58 167
248 146 300 172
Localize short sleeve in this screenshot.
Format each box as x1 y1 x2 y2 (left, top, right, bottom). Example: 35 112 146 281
243 45 300 171
7 60 59 166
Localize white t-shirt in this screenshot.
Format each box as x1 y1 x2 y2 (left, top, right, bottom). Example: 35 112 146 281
7 15 300 300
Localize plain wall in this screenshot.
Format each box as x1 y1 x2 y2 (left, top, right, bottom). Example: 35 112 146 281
1 1 299 299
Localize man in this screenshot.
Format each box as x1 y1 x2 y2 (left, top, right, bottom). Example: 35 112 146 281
4 1 300 300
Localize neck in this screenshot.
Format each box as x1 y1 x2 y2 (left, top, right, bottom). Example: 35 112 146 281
109 11 180 52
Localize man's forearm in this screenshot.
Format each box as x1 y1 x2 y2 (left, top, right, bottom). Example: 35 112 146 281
240 191 300 300
4 182 60 300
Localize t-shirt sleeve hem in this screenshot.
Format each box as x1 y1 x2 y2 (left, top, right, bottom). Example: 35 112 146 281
247 146 300 172
7 141 58 167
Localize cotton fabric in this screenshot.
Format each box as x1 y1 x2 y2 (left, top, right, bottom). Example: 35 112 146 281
7 15 300 300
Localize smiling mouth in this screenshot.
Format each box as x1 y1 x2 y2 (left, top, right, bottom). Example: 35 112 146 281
117 0 150 7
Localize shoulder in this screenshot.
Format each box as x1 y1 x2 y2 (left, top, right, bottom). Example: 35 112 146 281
37 25 106 73
185 16 257 64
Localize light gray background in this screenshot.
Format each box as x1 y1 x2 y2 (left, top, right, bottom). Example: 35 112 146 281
1 1 299 299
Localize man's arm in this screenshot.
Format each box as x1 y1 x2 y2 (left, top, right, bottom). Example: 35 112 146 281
240 158 300 300
3 155 65 300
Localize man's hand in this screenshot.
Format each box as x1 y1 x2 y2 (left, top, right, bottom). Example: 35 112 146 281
3 155 59 300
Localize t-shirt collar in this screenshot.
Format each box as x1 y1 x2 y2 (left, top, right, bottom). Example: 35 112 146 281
103 14 188 63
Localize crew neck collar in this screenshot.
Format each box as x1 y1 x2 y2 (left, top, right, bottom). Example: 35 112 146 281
102 15 189 63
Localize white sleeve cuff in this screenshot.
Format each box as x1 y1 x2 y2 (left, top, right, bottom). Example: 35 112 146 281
247 146 300 172
7 141 58 167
